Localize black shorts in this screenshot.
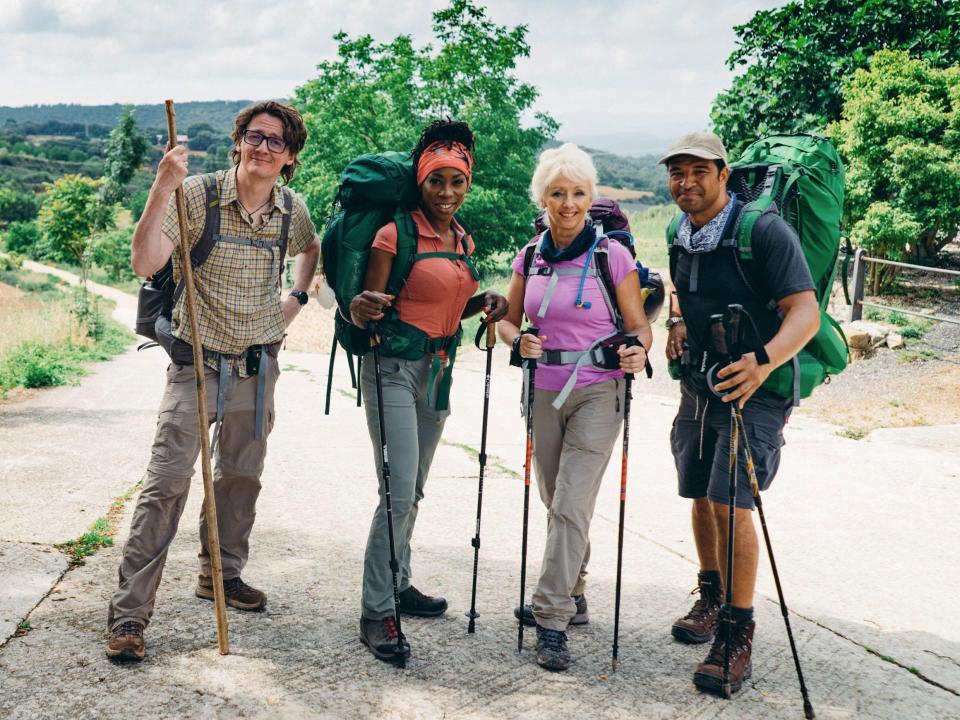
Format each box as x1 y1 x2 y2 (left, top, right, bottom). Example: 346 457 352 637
670 380 792 509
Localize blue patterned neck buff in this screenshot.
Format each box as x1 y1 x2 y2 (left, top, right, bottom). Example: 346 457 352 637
676 193 735 254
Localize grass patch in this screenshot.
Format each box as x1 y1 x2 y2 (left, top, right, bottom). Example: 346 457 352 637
57 517 114 565
14 620 32 637
629 204 673 271
837 428 868 440
441 438 521 479
57 480 142 566
0 274 134 396
898 348 939 364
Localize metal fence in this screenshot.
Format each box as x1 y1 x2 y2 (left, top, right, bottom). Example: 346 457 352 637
848 248 960 325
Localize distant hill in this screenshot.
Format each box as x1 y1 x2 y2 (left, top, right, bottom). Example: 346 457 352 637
566 130 673 158
0 101 254 132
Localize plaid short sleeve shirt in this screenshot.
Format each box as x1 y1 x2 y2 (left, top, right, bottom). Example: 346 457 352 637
161 166 316 361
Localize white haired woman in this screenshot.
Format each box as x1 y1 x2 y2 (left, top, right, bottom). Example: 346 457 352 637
499 143 653 670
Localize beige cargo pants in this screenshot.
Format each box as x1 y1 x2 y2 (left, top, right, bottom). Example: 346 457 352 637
531 378 623 631
107 354 278 631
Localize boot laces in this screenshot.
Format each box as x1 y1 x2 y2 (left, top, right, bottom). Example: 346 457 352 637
682 582 720 622
115 621 143 637
539 628 567 652
225 576 251 593
705 622 747 666
382 616 400 641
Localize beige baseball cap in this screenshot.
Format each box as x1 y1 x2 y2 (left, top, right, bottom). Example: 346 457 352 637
659 131 728 166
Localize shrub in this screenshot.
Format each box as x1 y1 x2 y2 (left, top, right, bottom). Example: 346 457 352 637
4 220 41 255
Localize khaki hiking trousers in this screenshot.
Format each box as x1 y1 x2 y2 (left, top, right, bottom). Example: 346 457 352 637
531 378 624 631
107 356 279 631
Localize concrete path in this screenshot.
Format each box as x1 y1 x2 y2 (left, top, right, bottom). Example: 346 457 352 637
0 270 958 719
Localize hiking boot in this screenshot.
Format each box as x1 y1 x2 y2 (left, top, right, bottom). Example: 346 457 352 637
359 616 411 663
672 572 722 644
105 620 146 661
693 617 755 697
196 575 267 611
514 594 589 628
535 625 571 671
398 585 447 617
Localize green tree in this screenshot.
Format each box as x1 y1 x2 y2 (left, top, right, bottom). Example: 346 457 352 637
292 0 557 268
37 174 115 284
102 107 148 205
90 227 134 281
831 50 960 289
712 0 960 154
0 185 40 223
3 220 41 256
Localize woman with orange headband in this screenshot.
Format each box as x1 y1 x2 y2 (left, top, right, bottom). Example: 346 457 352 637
349 119 508 664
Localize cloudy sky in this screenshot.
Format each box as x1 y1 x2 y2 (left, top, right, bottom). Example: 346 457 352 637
0 0 782 144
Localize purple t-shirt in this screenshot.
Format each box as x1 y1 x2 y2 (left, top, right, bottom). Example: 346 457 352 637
511 238 637 392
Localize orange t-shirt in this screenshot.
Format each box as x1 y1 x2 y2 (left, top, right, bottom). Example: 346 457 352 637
372 208 480 339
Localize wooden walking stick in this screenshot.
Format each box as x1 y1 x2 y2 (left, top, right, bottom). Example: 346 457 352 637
165 99 230 655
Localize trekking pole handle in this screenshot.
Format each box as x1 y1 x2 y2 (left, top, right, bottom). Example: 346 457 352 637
486 321 496 349
522 326 540 369
367 321 381 348
709 313 729 360
726 304 743 362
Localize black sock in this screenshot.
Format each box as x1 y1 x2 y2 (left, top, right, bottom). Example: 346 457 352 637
699 569 722 585
730 605 754 622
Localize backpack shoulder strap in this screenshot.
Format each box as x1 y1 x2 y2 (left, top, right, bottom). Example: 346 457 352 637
593 238 622 330
522 236 540 278
276 185 294 284
173 173 221 305
734 194 777 261
385 207 418 296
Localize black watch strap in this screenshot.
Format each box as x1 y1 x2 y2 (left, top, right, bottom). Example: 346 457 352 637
290 290 308 306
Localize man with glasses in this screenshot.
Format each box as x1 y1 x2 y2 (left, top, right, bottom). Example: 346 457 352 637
106 101 320 661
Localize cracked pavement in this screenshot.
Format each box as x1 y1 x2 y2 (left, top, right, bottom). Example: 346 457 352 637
1 280 958 719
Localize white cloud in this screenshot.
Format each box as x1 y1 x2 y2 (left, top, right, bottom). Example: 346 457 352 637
0 0 782 137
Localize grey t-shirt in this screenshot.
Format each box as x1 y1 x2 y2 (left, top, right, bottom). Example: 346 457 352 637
747 212 815 302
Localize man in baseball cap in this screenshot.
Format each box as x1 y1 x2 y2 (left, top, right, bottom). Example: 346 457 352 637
659 131 819 698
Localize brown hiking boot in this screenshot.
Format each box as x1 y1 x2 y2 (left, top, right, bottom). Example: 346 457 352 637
196 575 267 611
693 617 755 697
672 572 722 644
105 620 146 661
359 616 411 663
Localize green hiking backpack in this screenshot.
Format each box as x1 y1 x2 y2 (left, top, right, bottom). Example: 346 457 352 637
667 134 849 402
321 151 477 359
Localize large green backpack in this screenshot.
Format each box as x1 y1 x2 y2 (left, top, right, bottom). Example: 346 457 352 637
321 151 477 358
667 134 849 402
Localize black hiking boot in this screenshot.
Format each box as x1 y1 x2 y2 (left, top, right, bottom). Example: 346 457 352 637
514 594 589 628
535 625 571 671
693 616 755 697
398 585 448 617
672 571 722 644
359 616 411 663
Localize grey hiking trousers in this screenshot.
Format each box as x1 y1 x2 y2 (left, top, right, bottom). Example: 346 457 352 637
531 378 624 631
360 354 450 619
107 356 279 631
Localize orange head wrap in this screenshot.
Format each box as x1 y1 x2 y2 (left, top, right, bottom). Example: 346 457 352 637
416 141 474 186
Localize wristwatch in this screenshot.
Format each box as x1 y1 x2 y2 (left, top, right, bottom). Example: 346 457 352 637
290 290 309 306
665 315 685 330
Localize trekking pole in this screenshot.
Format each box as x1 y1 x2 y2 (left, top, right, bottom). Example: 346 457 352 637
164 100 229 655
726 305 815 718
733 408 815 718
368 322 407 666
324 335 337 415
612 336 639 671
356 355 363 407
517 325 539 653
466 321 496 634
708 313 737 698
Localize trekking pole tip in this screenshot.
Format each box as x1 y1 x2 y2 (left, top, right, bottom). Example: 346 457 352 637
803 700 816 719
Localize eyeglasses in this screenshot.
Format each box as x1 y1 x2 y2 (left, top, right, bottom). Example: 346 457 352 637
242 130 287 153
